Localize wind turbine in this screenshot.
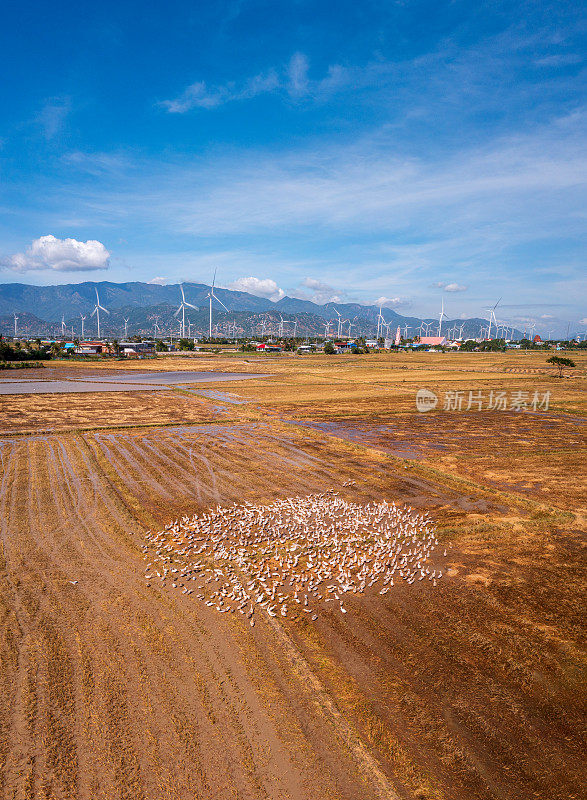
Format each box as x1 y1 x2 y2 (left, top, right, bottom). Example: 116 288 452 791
13 313 18 339
175 284 197 338
484 298 501 340
331 307 343 337
376 307 386 340
323 320 332 338
206 270 229 339
80 314 86 340
153 316 160 338
123 318 130 339
437 298 447 337
403 324 411 339
90 288 109 339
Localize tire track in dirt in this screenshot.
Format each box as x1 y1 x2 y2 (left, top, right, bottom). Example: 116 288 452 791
2 432 396 799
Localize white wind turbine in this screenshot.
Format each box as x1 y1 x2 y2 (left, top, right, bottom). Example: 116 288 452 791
403 324 411 339
175 284 197 338
376 307 386 340
484 297 501 340
206 270 229 339
331 307 343 337
90 288 109 339
153 316 160 338
80 313 86 340
437 297 447 337
61 315 67 339
13 313 18 338
280 316 295 337
123 318 130 339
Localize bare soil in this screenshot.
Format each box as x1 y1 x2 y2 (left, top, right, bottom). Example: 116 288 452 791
0 351 585 800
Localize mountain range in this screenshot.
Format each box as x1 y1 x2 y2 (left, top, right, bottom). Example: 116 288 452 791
0 281 517 339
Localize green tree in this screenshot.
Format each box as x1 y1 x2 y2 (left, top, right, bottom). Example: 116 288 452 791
547 355 575 377
155 339 168 352
178 338 194 351
324 341 336 355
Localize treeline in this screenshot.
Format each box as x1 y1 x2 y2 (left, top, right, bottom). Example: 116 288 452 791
0 338 52 362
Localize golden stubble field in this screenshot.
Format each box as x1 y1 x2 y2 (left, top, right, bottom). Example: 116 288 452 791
0 350 585 800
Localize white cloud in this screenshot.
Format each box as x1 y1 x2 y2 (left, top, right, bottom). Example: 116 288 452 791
148 276 168 285
161 51 340 113
293 277 343 304
287 53 309 97
161 69 281 113
376 296 410 308
433 281 468 292
228 276 285 301
37 98 70 139
1 235 110 272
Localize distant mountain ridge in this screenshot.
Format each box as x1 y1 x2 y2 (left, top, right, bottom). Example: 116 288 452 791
0 280 517 339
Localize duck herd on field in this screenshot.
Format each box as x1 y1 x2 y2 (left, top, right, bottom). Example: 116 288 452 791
142 492 447 625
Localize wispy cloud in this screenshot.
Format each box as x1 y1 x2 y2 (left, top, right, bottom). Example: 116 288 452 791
36 97 70 140
160 52 351 112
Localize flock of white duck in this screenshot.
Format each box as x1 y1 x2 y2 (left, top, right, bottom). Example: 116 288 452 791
142 492 447 625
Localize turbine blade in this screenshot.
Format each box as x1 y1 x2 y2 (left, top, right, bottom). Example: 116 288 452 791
214 295 229 312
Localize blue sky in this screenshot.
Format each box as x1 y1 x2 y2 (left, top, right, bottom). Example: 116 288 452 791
0 0 585 333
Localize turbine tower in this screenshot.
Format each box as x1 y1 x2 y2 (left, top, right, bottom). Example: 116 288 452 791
174 284 197 338
206 270 229 339
61 315 67 339
124 318 130 339
80 313 86 340
13 313 18 339
90 288 109 339
332 307 343 337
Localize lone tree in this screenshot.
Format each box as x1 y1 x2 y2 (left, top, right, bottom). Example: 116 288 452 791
323 341 336 355
547 355 575 377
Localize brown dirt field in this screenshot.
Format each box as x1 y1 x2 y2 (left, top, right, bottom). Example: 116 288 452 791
0 351 585 799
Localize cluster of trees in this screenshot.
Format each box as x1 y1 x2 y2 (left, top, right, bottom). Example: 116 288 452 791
0 337 51 361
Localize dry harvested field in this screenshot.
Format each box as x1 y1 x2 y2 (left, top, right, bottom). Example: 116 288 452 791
0 351 585 800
